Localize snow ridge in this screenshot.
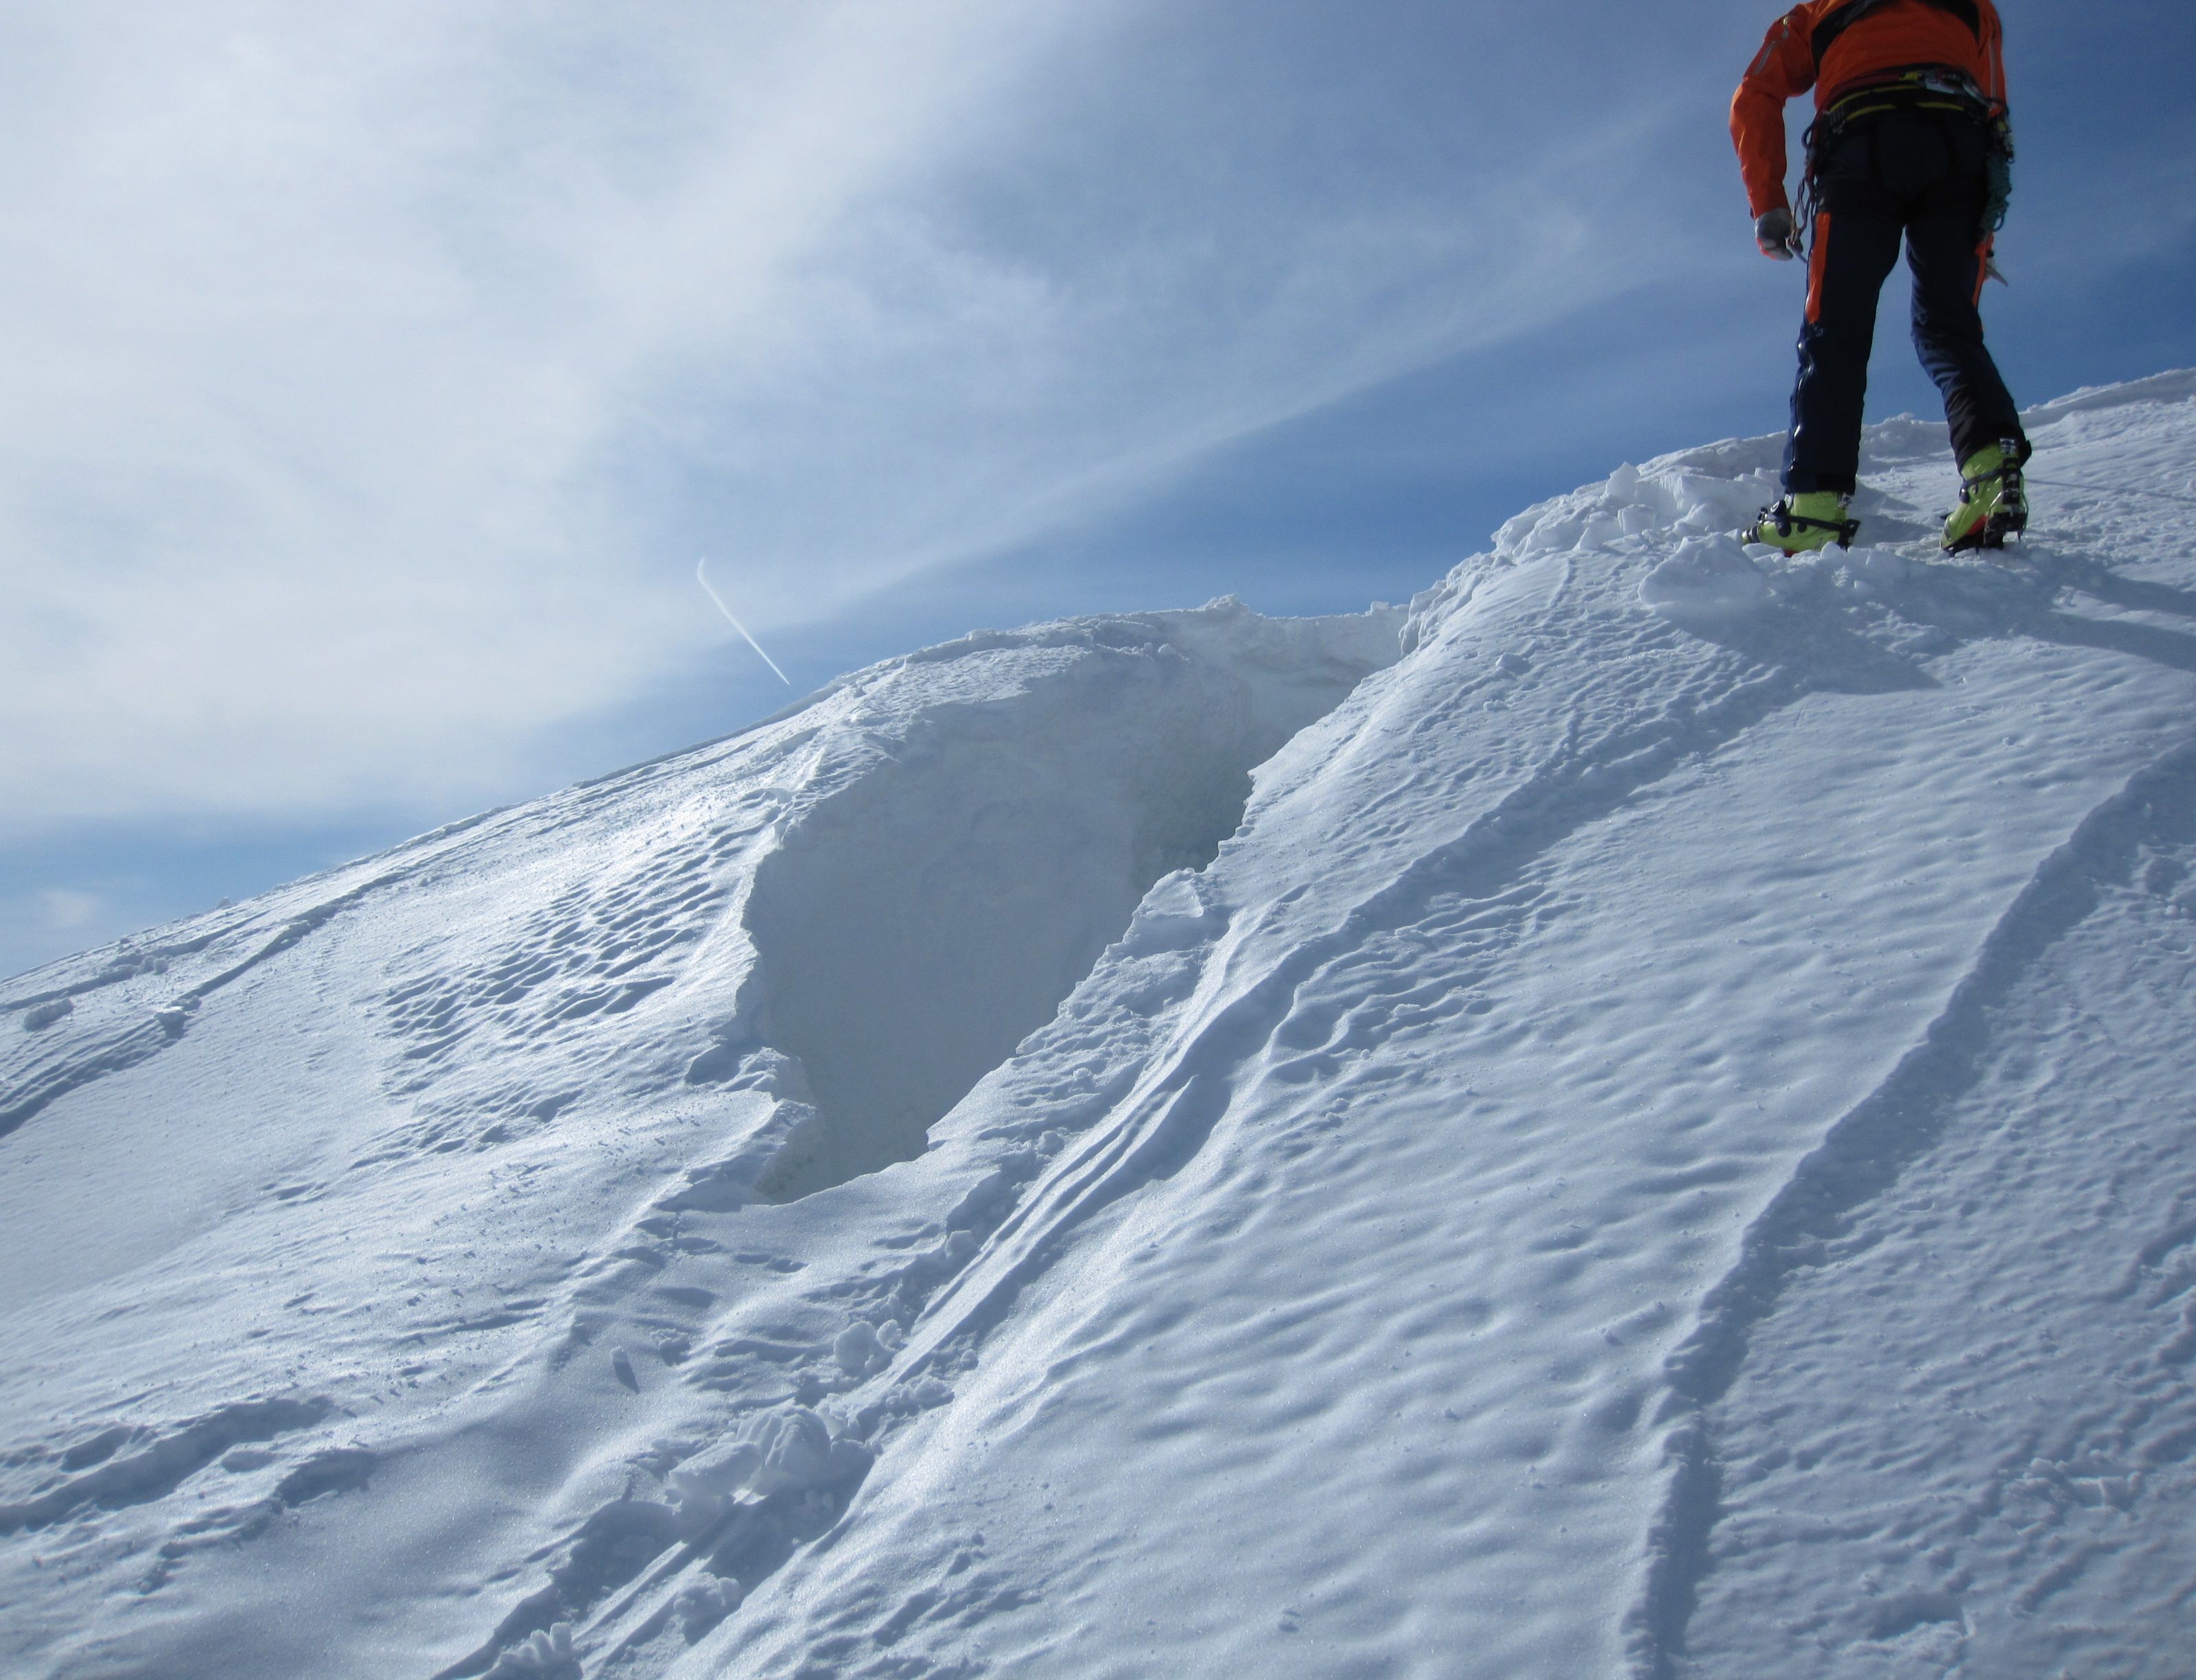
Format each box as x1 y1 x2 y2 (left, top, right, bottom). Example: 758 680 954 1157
6 374 2196 1679
894 633 1814 1389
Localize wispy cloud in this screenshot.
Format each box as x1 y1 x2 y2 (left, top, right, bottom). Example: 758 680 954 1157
1 0 1111 826
0 1 1740 835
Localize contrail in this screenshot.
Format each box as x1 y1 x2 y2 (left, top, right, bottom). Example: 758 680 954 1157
696 557 793 687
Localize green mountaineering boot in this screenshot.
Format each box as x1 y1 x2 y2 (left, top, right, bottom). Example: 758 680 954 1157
1942 441 2027 552
1747 490 1859 555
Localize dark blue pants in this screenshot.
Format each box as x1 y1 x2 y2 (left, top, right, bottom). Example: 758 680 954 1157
1784 108 2027 495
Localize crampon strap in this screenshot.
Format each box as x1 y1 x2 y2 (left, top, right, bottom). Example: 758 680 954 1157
1760 502 1862 547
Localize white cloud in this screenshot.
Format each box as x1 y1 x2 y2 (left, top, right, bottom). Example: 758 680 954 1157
0 885 107 981
1 0 1104 827
40 889 102 933
0 0 1706 835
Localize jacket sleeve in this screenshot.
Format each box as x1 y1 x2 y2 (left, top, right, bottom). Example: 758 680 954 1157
1978 1 2007 107
1731 6 1819 217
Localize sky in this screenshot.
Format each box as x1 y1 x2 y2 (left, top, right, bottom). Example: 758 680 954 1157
4 0 2194 981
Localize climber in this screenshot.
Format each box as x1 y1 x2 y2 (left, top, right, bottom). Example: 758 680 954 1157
1733 0 2029 555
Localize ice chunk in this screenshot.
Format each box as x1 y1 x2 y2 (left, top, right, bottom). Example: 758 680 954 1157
20 999 73 1032
745 1405 836 1496
667 1441 764 1514
677 1576 746 1640
834 1321 887 1378
482 1622 576 1678
665 1403 841 1524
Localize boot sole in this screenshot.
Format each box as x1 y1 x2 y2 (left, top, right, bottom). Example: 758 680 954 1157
1941 511 2026 555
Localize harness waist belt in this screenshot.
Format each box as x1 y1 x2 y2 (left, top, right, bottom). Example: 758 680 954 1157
1820 62 1994 124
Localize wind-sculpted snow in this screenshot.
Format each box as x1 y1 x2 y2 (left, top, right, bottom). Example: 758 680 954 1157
0 596 1400 1677
5 374 2196 1679
1670 736 2196 1678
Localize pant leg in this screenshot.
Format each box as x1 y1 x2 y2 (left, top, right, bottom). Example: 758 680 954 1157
1906 215 2028 468
1784 204 1905 494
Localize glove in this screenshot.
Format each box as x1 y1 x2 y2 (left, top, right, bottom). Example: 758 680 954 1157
1755 208 1799 260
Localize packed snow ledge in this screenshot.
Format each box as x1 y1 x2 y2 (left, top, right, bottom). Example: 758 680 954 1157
6 371 2196 1680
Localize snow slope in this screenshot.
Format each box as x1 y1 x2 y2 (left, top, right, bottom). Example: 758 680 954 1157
5 372 2196 1679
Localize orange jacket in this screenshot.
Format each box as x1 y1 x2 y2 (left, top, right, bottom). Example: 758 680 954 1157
1731 0 2007 215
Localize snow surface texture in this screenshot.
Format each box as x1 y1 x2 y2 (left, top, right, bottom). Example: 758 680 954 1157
5 373 2196 1679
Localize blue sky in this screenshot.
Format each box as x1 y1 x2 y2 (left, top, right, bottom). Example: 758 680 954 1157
4 0 2193 979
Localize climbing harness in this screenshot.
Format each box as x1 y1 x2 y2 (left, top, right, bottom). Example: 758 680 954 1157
1793 64 2003 255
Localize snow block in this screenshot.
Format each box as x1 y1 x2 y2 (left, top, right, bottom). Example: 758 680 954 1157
1640 535 1773 620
